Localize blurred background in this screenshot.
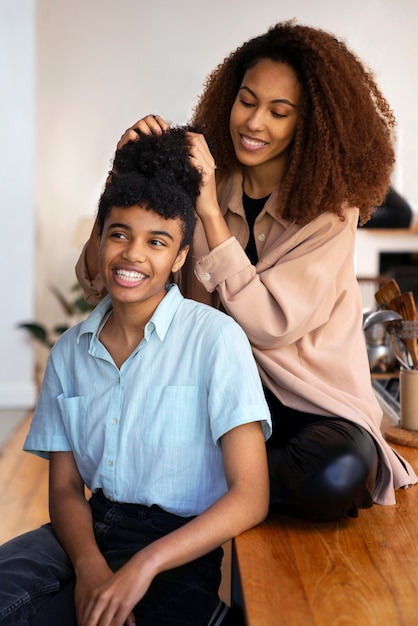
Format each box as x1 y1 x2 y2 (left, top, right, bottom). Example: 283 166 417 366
1 0 418 412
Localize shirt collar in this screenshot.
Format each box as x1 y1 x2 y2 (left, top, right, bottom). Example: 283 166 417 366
76 283 184 344
144 283 183 341
219 171 291 228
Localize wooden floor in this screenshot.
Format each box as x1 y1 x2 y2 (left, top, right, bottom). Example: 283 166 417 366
0 411 50 544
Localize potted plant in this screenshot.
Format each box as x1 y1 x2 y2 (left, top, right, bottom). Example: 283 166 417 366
18 282 95 348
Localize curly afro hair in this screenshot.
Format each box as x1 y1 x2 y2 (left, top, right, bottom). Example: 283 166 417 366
97 126 202 247
191 20 396 225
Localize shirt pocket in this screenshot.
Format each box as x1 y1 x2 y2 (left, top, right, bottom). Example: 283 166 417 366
141 385 201 447
57 393 87 453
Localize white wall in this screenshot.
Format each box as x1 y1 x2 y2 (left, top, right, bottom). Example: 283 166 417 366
0 0 36 408
2 0 418 407
36 0 418 336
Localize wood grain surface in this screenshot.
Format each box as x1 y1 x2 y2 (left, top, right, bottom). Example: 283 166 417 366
234 440 418 625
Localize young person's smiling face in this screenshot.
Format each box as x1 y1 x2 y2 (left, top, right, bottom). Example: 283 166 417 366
98 204 188 311
229 58 301 180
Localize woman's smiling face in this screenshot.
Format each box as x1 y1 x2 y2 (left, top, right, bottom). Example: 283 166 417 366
229 58 301 177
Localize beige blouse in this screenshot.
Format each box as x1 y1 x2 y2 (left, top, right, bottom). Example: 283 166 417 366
76 171 417 504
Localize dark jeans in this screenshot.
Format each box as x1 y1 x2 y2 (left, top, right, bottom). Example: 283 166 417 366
0 491 222 625
265 388 379 521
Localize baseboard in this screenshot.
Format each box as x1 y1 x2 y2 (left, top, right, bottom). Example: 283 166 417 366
0 381 37 409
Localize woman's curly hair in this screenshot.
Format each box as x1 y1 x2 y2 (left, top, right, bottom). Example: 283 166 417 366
191 21 396 225
98 126 202 246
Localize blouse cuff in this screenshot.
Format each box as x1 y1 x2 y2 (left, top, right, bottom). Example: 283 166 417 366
194 237 250 292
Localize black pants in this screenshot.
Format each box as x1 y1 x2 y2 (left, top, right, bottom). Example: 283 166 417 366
0 493 222 626
265 388 379 521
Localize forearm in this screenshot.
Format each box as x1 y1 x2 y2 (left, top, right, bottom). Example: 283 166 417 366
187 130 232 250
196 215 356 347
83 218 101 285
49 451 106 575
198 207 232 251
49 484 107 575
136 481 268 579
75 226 107 305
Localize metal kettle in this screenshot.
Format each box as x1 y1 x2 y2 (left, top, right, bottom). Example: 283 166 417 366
363 309 402 373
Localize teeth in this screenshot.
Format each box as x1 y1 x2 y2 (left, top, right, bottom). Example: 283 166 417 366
242 135 267 147
115 269 145 282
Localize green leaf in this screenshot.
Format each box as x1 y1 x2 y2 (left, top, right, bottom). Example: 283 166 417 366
72 294 95 314
53 325 70 336
17 323 53 348
49 285 74 316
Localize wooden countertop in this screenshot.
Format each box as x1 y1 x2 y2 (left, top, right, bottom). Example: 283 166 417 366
232 428 418 625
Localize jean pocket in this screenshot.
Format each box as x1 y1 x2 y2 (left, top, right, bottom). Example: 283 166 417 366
93 520 112 548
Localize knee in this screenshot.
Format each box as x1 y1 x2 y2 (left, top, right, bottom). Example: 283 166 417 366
319 452 372 495
299 450 377 520
268 421 379 521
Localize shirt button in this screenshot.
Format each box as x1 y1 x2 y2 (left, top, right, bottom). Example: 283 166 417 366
112 418 118 425
258 233 265 242
147 323 153 332
108 460 114 467
202 272 211 281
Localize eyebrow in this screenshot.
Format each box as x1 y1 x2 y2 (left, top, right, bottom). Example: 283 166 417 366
239 85 298 109
149 229 174 241
107 222 175 241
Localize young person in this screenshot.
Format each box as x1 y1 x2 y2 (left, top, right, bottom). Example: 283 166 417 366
76 21 417 522
0 128 271 626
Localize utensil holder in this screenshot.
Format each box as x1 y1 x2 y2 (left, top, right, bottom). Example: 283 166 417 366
388 320 418 370
400 367 418 431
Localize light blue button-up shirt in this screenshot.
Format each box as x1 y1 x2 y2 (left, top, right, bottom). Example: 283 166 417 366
25 284 271 516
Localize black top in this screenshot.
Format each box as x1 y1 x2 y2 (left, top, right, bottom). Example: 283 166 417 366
243 191 271 265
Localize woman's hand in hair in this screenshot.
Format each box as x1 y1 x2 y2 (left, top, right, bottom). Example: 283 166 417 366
116 115 169 150
187 131 218 213
187 131 231 250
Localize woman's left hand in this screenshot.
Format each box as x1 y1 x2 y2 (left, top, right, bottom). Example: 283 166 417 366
187 131 220 220
187 131 232 249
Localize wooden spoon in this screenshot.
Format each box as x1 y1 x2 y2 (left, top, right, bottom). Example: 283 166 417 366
375 278 401 308
389 292 418 367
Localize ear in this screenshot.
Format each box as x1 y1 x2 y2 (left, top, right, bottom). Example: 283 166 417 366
171 245 189 273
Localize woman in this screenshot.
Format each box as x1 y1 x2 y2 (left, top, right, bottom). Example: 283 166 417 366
77 21 417 521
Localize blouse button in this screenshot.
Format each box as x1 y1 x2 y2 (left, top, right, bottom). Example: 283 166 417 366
258 233 265 242
202 272 211 281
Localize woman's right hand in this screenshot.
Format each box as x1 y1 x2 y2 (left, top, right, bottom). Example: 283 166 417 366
116 115 169 150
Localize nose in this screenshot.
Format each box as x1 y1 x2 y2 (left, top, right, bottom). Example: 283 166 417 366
246 107 265 132
121 239 146 263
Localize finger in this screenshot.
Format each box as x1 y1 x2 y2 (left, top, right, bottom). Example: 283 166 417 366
125 611 136 626
152 114 170 131
187 131 213 160
188 135 216 174
116 115 169 150
116 128 141 150
134 114 169 135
